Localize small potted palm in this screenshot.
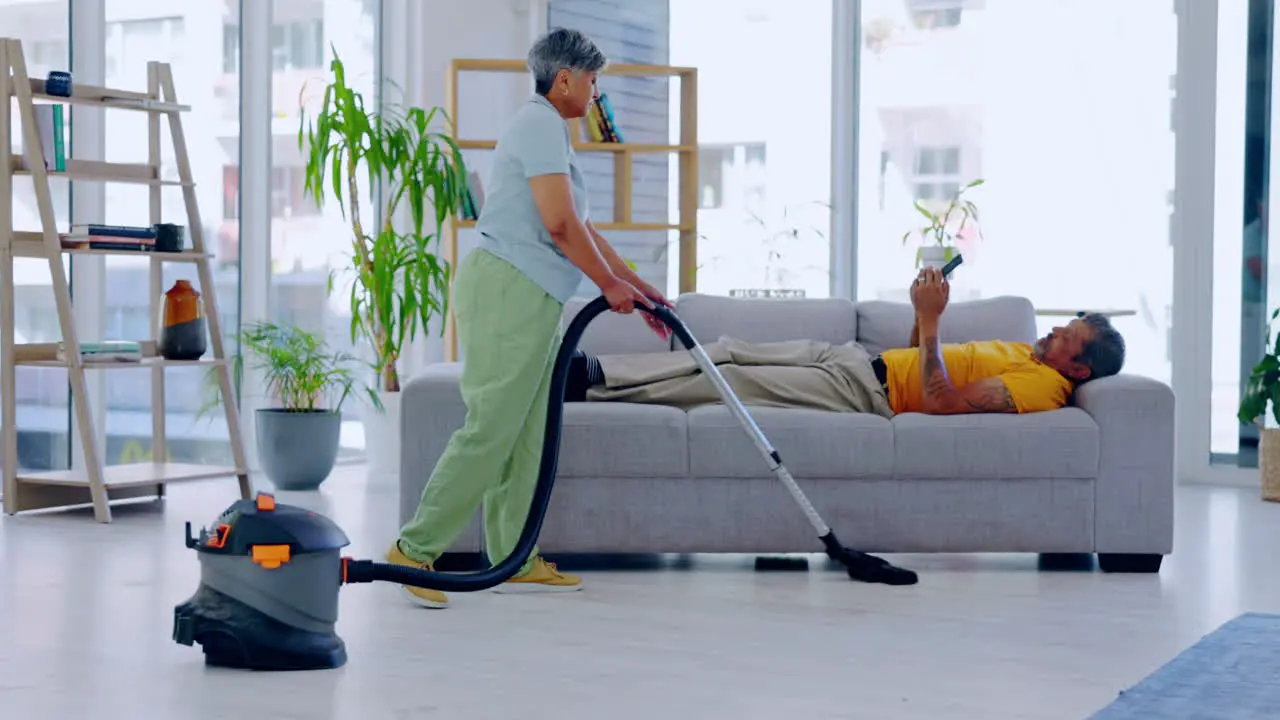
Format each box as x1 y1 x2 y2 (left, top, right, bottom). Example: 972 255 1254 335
902 178 984 270
1238 306 1280 503
203 321 379 491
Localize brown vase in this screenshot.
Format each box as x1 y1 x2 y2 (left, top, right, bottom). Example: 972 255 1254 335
159 279 207 360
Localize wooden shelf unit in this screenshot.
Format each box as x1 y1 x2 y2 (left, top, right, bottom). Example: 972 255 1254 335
0 37 250 523
442 58 699 361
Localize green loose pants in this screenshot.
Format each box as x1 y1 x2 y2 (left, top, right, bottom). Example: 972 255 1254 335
398 248 563 576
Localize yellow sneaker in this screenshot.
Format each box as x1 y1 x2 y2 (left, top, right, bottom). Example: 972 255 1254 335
384 542 449 609
492 556 583 594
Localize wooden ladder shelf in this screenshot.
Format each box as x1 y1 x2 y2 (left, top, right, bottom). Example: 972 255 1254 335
0 37 250 522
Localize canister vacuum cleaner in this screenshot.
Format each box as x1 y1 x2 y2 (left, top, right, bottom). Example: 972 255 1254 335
172 296 918 671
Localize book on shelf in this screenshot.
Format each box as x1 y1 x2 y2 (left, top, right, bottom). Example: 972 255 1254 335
70 223 156 239
584 93 624 143
56 340 142 363
460 170 486 221
63 223 157 251
22 104 65 171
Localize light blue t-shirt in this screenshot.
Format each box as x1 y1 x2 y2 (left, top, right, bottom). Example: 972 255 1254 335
474 94 590 304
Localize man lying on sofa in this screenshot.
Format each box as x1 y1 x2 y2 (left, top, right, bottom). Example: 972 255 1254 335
566 267 1127 416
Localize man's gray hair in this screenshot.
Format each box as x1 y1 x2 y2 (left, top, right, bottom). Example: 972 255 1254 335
528 27 608 95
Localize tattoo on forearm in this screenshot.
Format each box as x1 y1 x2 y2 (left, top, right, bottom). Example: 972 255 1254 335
921 335 952 399
961 382 1015 412
919 334 1016 412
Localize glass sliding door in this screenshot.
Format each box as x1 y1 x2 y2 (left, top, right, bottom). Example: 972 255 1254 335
101 0 241 466
854 0 1178 390
1211 0 1276 470
670 0 833 299
269 0 378 462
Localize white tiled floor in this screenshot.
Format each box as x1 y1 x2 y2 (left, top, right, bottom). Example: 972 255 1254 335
1 468 1277 719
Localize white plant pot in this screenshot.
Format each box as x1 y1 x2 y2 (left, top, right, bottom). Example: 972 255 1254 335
917 245 955 271
363 389 401 479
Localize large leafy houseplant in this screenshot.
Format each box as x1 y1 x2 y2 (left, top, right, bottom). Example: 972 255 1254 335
901 177 984 267
1239 307 1280 502
1239 307 1280 428
298 47 469 392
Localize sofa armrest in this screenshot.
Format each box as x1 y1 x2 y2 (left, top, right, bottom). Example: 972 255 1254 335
398 363 467 521
1072 373 1176 554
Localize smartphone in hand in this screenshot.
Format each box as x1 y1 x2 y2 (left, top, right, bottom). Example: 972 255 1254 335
940 253 963 279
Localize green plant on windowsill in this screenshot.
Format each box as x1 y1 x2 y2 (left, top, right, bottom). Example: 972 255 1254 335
901 178 984 268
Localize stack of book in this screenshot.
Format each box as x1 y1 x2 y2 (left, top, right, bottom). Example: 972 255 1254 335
62 223 156 252
56 340 142 363
584 93 624 143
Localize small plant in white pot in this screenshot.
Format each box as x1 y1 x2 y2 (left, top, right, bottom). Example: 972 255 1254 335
202 321 379 491
1238 306 1280 503
901 178 984 270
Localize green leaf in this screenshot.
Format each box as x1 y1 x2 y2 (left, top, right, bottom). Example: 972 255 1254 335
296 47 469 390
914 200 938 224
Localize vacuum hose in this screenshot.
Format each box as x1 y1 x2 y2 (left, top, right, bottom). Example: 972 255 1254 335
342 296 687 591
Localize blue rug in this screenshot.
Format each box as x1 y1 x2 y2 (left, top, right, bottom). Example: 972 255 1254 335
1090 612 1280 719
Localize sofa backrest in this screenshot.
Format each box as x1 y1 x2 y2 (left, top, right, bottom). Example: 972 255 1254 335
855 295 1038 355
561 296 675 355
674 293 859 346
561 292 1038 356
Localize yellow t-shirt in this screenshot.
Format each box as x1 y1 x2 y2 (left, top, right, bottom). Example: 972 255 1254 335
879 340 1073 414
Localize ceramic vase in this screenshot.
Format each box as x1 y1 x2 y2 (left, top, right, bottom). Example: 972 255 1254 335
917 245 953 271
159 279 207 360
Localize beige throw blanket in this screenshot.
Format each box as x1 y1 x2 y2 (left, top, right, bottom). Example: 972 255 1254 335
586 336 895 418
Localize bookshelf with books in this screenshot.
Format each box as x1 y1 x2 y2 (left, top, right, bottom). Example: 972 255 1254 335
0 37 249 523
443 58 699 361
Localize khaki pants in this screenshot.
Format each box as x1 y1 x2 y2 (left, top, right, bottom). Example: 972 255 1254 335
587 337 894 417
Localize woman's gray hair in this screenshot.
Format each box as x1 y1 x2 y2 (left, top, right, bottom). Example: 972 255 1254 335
527 27 608 95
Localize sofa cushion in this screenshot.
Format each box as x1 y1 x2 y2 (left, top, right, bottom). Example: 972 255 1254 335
558 402 689 478
674 293 858 347
686 405 894 479
891 408 1099 480
855 296 1038 355
562 297 673 355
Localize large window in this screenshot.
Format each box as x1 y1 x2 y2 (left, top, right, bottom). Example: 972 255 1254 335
99 2 239 466
856 0 1177 390
3 1 71 473
1211 0 1277 467
272 0 377 460
671 0 833 299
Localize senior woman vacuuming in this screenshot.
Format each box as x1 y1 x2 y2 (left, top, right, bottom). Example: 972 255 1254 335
385 28 672 608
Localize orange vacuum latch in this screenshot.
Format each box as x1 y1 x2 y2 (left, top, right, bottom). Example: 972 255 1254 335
251 544 291 570
255 493 276 511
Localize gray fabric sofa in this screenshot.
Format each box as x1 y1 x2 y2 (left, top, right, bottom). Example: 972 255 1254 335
399 293 1175 572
